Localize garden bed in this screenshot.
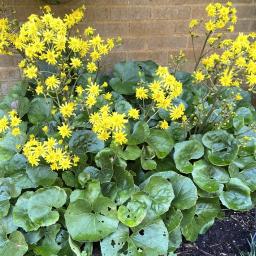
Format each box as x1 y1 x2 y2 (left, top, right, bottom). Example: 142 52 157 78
178 209 256 256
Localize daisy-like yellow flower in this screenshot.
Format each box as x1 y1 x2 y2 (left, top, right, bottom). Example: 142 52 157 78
12 127 21 136
60 102 76 118
10 116 22 127
159 120 169 129
0 116 8 133
136 87 149 100
235 93 243 101
104 92 112 101
35 85 44 95
87 62 97 73
85 95 96 108
194 71 205 82
76 85 84 96
45 75 60 90
189 19 199 29
113 131 127 145
42 126 48 133
170 104 185 120
70 57 82 68
128 108 140 120
58 123 72 138
24 65 38 79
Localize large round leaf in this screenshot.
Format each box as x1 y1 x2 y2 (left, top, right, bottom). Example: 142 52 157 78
202 130 239 166
220 178 252 211
143 176 174 218
13 187 67 231
141 171 197 210
238 164 256 192
109 61 140 95
65 181 119 242
0 231 28 256
192 160 229 193
28 97 52 124
174 140 204 173
127 121 150 145
146 129 174 159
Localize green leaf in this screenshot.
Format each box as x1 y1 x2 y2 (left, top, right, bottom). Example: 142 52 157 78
28 98 52 124
32 224 62 256
100 224 129 256
13 187 67 231
146 129 174 159
109 61 141 95
95 148 116 182
174 140 204 173
0 231 28 256
101 220 169 256
115 100 132 114
202 130 239 166
143 176 174 218
69 130 104 155
181 198 220 242
168 227 182 252
238 164 256 192
111 144 141 161
117 200 147 228
140 146 157 171
165 208 183 233
65 181 119 242
127 121 150 145
26 166 57 187
192 160 230 193
220 178 252 211
144 171 198 210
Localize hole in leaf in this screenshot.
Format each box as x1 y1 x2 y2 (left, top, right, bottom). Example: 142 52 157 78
111 239 116 247
139 229 144 236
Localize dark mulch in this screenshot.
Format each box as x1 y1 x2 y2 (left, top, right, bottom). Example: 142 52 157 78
177 209 256 256
92 209 256 256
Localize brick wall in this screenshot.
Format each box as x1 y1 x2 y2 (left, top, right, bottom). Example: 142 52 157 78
0 0 255 96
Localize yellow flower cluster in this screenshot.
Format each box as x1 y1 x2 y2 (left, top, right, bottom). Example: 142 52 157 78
0 110 22 136
23 136 79 170
136 66 185 122
0 6 117 96
89 106 128 145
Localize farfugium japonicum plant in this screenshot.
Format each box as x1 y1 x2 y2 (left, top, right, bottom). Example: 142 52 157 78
0 2 255 256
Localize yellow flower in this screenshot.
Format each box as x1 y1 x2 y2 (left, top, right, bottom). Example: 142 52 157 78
45 75 60 90
87 62 97 73
84 26 95 36
0 116 8 133
35 85 44 95
42 126 48 133
86 83 101 96
104 92 112 101
113 131 127 145
98 130 110 141
170 104 185 120
10 116 21 127
76 85 84 96
60 157 72 170
128 108 140 120
219 69 233 86
111 112 128 131
194 71 205 82
60 102 76 118
189 19 199 29
70 57 82 68
205 21 215 32
85 95 96 108
136 87 149 100
235 94 243 101
24 65 38 79
12 127 21 136
58 123 72 138
159 120 169 129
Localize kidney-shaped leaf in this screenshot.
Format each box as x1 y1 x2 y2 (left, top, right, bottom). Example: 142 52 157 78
202 130 239 166
192 160 230 193
174 140 204 173
220 178 252 211
146 129 174 159
13 187 67 231
65 181 119 242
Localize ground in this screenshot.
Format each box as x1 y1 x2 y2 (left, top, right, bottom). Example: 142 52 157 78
177 209 256 256
92 209 256 256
